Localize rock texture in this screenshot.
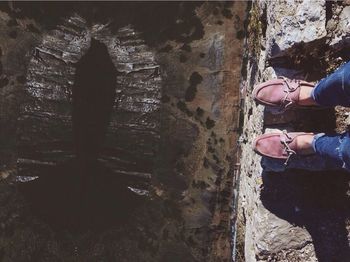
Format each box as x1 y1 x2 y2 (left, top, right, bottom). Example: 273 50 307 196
266 0 327 56
17 15 161 188
0 2 247 261
237 1 350 261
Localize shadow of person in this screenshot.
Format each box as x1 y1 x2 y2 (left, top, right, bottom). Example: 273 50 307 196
72 38 117 164
260 168 350 262
17 38 148 232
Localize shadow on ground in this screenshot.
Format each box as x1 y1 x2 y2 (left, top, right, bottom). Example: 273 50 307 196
261 169 350 262
17 160 145 231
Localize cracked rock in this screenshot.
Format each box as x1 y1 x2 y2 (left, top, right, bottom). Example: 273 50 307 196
264 0 327 57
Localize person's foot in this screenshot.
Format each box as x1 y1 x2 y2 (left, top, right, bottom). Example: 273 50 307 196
253 131 315 165
252 77 318 112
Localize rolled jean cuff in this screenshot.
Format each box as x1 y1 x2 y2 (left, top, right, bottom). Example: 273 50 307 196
310 85 318 105
312 132 326 153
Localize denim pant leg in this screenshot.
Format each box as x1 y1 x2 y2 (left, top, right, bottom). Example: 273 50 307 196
312 132 350 171
311 61 350 107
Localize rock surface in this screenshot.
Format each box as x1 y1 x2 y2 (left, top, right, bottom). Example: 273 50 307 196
0 2 247 261
237 1 350 261
265 0 327 57
17 14 161 186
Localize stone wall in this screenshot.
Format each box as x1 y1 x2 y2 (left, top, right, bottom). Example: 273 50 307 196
237 1 350 261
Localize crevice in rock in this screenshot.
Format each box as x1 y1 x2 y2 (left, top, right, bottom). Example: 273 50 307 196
260 6 267 39
325 1 334 24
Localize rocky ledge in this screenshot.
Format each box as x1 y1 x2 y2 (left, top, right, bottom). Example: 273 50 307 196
237 1 350 261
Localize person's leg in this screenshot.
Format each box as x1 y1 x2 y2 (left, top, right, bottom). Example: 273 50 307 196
311 61 350 107
253 132 315 166
312 132 350 171
253 131 350 171
253 61 350 109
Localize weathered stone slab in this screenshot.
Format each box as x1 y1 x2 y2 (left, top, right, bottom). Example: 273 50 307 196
254 202 313 260
17 15 89 172
264 0 327 57
328 5 350 48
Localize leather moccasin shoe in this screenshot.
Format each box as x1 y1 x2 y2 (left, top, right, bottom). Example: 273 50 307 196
252 77 314 112
253 131 314 165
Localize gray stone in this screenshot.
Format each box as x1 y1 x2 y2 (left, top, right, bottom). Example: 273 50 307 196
265 0 326 57
254 203 313 259
329 6 350 48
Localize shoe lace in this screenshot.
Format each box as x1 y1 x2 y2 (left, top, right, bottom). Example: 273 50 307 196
278 76 301 113
280 130 296 166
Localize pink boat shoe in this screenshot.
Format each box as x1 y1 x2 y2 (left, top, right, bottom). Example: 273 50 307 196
252 131 315 165
252 77 315 112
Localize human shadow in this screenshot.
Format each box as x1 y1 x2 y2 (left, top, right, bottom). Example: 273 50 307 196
17 33 148 231
72 37 117 163
261 168 350 262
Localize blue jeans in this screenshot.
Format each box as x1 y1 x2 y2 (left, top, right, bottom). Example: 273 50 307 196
311 61 350 107
311 61 350 171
